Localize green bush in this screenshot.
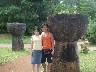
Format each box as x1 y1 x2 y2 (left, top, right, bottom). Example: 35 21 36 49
0 0 55 35
86 21 96 43
80 43 89 54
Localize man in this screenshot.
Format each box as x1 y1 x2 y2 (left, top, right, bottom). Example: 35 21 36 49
41 23 54 72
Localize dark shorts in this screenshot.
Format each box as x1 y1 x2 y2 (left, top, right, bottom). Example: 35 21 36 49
41 49 53 63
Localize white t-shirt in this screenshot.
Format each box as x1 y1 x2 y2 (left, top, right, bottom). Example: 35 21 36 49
31 35 42 50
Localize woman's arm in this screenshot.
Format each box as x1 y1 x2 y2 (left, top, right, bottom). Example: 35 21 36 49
30 36 34 53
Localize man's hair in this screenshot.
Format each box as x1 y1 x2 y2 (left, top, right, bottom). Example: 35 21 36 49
41 22 49 28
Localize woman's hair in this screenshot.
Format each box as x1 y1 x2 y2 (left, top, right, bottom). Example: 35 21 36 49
34 26 40 32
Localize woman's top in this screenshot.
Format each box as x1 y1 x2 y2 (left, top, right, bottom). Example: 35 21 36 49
31 35 42 50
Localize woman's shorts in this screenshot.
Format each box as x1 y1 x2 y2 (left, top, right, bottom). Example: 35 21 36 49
31 50 42 64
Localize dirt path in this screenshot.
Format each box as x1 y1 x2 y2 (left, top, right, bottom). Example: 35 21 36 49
0 44 31 48
0 54 33 72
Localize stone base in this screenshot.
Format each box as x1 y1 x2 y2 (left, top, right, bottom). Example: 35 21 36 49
51 61 80 72
50 41 80 72
12 35 24 51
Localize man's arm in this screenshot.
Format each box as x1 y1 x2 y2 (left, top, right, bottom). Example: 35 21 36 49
50 33 54 51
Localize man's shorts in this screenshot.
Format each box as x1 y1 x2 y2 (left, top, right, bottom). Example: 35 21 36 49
41 49 53 63
31 50 42 64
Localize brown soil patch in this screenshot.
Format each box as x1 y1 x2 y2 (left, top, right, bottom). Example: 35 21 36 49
0 54 32 72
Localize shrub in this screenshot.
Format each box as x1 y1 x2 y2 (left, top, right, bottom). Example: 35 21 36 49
80 42 89 54
86 21 96 43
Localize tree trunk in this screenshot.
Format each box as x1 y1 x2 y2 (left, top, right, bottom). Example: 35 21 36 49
12 35 24 51
50 41 80 72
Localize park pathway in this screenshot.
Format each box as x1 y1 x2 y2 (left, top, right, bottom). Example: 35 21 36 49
0 44 31 48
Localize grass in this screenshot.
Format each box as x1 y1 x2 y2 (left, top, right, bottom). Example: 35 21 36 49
89 43 96 47
0 48 30 65
0 34 31 44
0 34 11 44
79 51 96 72
22 35 31 44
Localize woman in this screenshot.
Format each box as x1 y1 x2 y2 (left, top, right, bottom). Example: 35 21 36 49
41 23 54 72
31 27 42 72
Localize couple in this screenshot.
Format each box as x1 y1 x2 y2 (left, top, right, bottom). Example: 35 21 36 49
31 23 54 72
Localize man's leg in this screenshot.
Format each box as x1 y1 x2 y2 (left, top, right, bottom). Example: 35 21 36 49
47 63 52 72
42 63 46 72
41 51 46 72
47 53 53 72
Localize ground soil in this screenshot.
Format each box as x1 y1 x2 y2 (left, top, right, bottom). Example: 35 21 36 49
0 54 32 72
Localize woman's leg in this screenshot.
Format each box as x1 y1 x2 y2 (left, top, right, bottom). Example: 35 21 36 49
36 64 40 72
32 64 35 72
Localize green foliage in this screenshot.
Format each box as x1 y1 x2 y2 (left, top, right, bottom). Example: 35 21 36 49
80 51 96 72
53 0 96 19
22 35 31 44
76 0 96 21
0 34 11 44
0 34 30 44
0 48 30 65
0 0 96 40
52 0 79 14
86 21 96 43
80 43 89 54
89 43 96 47
52 0 96 43
59 0 96 43
0 0 54 35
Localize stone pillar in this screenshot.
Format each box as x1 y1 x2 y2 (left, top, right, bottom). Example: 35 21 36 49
47 14 88 72
7 23 26 51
